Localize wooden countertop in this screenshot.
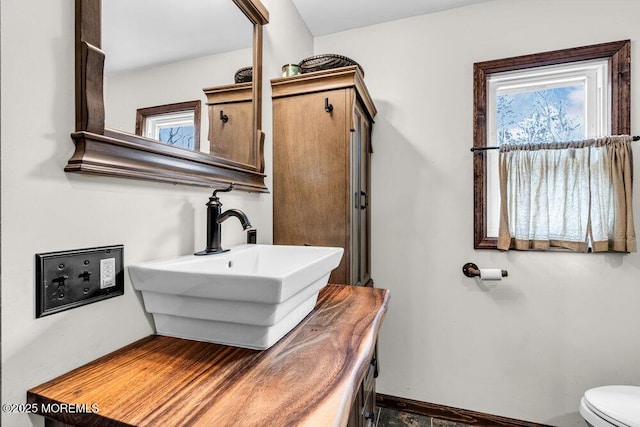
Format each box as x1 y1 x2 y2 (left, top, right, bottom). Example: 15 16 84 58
27 285 389 427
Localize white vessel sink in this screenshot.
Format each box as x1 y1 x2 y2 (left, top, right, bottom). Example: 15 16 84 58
128 244 343 350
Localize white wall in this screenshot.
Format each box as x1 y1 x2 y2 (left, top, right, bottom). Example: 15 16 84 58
0 1 311 427
315 1 640 425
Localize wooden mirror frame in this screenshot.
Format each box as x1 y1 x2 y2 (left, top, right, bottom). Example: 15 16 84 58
473 40 631 249
68 0 269 191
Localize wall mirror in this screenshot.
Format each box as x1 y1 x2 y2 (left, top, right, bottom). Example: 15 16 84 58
68 0 269 191
473 40 631 249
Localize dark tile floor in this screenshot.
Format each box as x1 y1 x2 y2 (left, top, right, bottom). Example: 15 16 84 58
378 407 472 427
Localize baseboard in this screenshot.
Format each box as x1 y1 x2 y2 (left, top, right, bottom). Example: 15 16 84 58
376 393 552 427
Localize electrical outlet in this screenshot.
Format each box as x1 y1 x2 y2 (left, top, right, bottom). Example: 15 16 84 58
35 245 124 318
100 257 116 289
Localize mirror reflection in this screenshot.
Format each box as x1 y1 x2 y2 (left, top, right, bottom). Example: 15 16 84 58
102 0 252 155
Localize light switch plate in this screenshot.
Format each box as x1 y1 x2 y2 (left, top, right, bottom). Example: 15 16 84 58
35 245 124 318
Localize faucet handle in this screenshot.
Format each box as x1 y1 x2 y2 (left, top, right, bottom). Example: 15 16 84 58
212 183 234 198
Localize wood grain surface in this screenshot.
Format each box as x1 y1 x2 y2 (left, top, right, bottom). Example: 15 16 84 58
28 285 389 427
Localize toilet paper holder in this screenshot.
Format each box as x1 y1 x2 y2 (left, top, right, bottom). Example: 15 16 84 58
462 262 508 278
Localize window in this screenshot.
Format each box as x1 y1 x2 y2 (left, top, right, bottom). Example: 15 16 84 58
135 100 201 151
145 111 196 150
485 59 609 238
473 40 631 249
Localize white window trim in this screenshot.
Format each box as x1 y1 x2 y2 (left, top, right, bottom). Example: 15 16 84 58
144 111 196 142
485 59 610 238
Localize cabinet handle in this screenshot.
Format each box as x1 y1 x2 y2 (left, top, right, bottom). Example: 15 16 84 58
360 191 369 210
324 97 333 113
219 110 229 123
372 355 379 378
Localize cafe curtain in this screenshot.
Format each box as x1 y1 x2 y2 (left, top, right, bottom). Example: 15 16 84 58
497 135 636 252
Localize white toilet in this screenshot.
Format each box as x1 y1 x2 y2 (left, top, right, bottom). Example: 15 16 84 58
580 386 640 427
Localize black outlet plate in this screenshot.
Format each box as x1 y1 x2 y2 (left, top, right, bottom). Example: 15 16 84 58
35 245 124 318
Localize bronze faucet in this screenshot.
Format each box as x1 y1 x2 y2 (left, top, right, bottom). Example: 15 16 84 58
195 184 255 255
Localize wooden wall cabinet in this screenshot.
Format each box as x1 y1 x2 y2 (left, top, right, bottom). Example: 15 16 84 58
272 66 377 286
203 82 260 171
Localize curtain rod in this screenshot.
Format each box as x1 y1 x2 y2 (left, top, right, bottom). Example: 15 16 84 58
470 136 640 152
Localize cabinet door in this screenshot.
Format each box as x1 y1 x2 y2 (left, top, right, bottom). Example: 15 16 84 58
351 103 372 287
347 356 378 427
347 382 363 427
350 107 362 285
273 89 352 284
208 101 254 167
359 105 372 287
362 358 377 427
